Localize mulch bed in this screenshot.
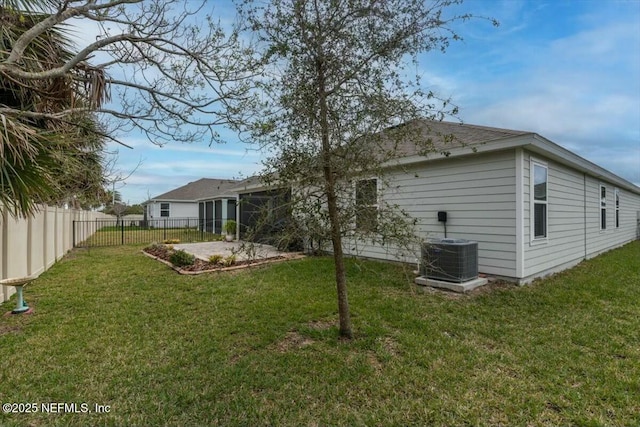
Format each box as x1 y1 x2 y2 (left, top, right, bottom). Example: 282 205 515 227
142 244 302 275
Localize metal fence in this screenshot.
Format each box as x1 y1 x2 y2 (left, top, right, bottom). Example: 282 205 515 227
72 217 219 247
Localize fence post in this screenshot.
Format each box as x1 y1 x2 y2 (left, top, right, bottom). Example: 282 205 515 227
121 220 125 245
164 219 167 240
72 220 76 248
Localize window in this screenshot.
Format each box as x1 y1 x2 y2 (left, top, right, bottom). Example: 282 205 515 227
615 188 620 228
600 185 606 230
356 179 378 232
160 203 170 217
531 161 547 240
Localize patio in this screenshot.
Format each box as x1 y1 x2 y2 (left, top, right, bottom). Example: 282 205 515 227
173 241 289 262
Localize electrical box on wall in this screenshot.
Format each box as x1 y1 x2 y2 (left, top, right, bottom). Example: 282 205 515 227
437 211 447 222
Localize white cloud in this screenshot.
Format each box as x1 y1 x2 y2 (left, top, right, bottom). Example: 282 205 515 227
142 159 261 173
117 155 263 203
86 1 640 201
448 2 640 186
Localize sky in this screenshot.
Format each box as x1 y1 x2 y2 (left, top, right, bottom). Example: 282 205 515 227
101 0 640 205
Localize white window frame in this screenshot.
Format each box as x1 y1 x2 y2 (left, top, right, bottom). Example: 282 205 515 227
354 177 379 233
614 188 620 229
530 159 548 243
599 184 607 231
160 202 170 218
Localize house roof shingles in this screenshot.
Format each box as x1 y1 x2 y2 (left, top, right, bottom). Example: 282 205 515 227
382 119 532 158
147 121 639 199
389 120 638 194
150 178 240 201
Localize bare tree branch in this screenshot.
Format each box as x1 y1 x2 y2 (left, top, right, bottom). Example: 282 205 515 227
1 0 257 146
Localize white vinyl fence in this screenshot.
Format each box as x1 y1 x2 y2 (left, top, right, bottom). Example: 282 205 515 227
1 206 113 303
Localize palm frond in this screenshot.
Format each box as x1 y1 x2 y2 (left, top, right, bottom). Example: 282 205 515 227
1 3 109 217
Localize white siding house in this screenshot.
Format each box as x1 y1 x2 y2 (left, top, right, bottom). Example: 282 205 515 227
164 121 638 284
144 178 240 228
338 121 640 284
145 200 198 220
521 148 640 280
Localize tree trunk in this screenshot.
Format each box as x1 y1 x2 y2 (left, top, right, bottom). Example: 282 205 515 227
317 55 353 339
327 193 353 339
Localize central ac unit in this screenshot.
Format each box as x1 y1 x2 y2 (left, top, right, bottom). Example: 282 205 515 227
421 238 478 283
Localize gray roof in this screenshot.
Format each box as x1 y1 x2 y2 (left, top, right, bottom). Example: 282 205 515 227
222 121 532 192
150 178 241 201
226 174 279 193
380 119 532 158
391 120 639 194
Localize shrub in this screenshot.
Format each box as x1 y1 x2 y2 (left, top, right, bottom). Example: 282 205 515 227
163 238 180 244
223 220 237 235
208 254 224 265
145 243 163 251
169 250 195 267
222 255 237 267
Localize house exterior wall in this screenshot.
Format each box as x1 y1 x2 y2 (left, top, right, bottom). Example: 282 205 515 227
521 149 640 282
342 146 639 284
343 150 519 278
146 201 198 219
584 178 640 257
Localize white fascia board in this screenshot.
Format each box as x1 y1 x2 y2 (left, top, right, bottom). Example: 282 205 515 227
382 133 640 195
527 135 640 195
148 199 198 203
233 182 286 194
381 134 537 169
195 193 239 202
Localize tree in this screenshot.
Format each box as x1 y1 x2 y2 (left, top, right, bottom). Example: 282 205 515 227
106 202 127 224
124 204 143 215
1 0 253 217
104 189 122 206
50 117 109 210
237 0 496 338
1 2 108 215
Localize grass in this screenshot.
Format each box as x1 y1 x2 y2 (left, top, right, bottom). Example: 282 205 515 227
77 228 223 247
0 241 638 426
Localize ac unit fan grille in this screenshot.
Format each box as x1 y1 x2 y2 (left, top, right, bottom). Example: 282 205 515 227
421 239 478 283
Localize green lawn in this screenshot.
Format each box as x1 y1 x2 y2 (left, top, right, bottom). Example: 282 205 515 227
77 228 223 247
1 241 639 426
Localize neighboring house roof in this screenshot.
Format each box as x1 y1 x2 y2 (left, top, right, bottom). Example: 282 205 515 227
147 178 240 202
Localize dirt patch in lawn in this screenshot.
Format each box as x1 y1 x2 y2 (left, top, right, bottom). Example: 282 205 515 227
468 280 516 295
275 331 315 352
0 324 21 336
307 319 335 330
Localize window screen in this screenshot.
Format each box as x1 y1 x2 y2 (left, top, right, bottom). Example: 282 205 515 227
600 185 606 230
532 163 547 239
356 179 378 232
160 203 170 217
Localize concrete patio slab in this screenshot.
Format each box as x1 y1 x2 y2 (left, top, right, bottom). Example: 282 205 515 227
173 241 285 262
414 276 488 293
